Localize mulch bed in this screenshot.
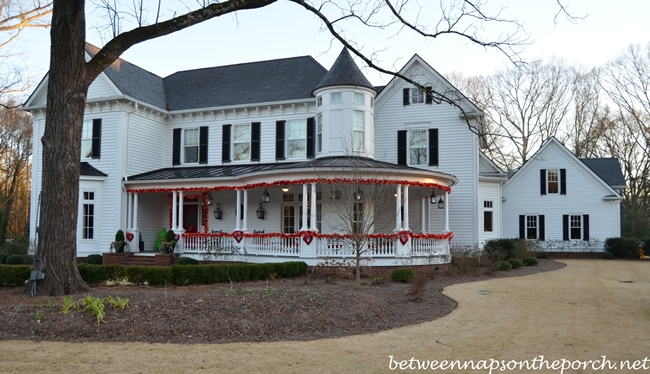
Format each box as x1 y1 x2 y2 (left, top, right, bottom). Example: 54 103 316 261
0 260 564 344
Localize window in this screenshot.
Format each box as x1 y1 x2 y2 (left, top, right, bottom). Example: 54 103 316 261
287 120 307 159
353 203 363 234
283 194 322 232
233 124 251 161
82 191 95 240
330 93 342 103
370 97 374 108
409 130 427 165
483 200 493 232
317 114 323 153
283 194 294 202
354 93 364 104
183 128 199 163
81 119 101 159
526 215 538 239
547 169 559 194
484 201 493 208
411 88 424 104
570 215 582 239
317 96 322 106
353 111 364 152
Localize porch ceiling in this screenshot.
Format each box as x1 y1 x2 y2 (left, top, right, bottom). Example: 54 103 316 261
124 156 458 186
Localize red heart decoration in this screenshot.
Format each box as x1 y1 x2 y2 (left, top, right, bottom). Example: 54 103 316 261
399 233 409 245
233 230 244 243
126 232 134 242
302 232 313 245
174 234 180 242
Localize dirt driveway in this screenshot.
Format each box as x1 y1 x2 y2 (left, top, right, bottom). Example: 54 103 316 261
1 260 649 373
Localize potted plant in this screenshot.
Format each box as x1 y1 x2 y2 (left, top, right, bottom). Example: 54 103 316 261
160 229 176 254
110 229 128 253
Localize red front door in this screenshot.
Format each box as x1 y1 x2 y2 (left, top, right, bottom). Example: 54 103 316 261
183 205 199 233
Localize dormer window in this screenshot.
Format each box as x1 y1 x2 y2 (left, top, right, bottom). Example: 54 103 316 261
547 169 559 193
410 88 424 104
354 93 365 104
330 93 342 103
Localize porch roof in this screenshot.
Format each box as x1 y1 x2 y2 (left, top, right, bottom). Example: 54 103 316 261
124 156 457 185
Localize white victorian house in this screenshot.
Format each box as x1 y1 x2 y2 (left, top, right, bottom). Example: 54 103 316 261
24 44 625 265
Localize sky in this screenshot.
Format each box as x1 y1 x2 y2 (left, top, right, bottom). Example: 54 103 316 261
12 0 650 91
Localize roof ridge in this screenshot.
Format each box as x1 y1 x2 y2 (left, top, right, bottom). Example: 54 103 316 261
164 55 326 78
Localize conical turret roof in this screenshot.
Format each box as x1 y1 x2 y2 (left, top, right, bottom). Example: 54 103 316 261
312 48 376 94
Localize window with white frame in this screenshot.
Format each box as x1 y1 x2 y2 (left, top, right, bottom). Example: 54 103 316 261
233 124 251 161
316 114 323 153
483 200 493 232
353 111 364 152
354 93 364 104
570 215 582 239
81 120 94 158
283 194 322 232
353 202 363 234
547 169 559 194
82 191 95 240
409 130 427 165
183 128 199 163
317 96 322 106
330 92 342 103
287 119 307 159
410 87 425 104
526 215 538 239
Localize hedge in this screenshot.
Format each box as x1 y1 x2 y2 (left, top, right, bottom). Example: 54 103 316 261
484 238 518 261
0 265 30 285
604 237 649 258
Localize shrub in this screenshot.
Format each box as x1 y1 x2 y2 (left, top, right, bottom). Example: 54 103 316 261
537 251 549 259
0 265 30 285
605 237 641 258
484 239 517 262
603 251 614 260
1 236 29 255
522 257 538 266
390 268 416 282
78 264 111 284
0 254 8 264
507 259 523 268
176 257 199 265
86 254 103 265
6 254 26 265
497 261 512 271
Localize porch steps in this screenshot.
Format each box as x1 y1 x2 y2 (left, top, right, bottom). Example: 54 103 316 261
125 255 157 267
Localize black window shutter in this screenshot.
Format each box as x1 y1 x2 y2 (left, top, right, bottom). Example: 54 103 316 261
519 215 525 239
562 215 569 241
199 126 208 164
222 124 231 163
540 169 547 195
251 122 261 161
403 88 410 106
91 119 102 159
425 86 433 104
275 120 286 160
428 128 439 166
172 128 181 165
306 117 315 159
539 215 545 241
583 214 589 241
560 169 567 195
397 130 407 165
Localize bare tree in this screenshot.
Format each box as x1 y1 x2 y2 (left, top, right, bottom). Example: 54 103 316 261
38 0 578 295
566 66 606 158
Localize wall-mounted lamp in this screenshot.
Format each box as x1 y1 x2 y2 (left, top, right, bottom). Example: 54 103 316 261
429 190 437 204
262 188 271 203
213 202 222 220
207 193 213 206
282 187 290 193
256 201 265 219
355 187 364 201
437 197 445 209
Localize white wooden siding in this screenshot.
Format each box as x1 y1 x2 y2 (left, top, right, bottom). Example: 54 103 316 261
87 73 121 100
478 181 501 245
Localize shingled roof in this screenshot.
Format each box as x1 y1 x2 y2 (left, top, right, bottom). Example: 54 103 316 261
312 48 376 94
85 44 328 111
579 158 626 189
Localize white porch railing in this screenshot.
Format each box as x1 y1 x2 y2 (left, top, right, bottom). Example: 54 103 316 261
410 237 448 257
183 235 238 254
247 236 300 256
315 237 395 257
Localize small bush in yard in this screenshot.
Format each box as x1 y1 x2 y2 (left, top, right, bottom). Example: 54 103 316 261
497 261 513 271
603 251 614 260
390 268 416 282
86 254 103 265
507 259 523 268
483 239 518 262
537 251 549 259
522 257 538 266
176 257 199 265
6 254 25 265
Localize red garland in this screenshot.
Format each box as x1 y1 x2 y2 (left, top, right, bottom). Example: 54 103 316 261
182 230 453 241
128 178 452 195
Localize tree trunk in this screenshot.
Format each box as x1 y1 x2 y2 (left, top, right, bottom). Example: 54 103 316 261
37 0 91 295
0 160 23 244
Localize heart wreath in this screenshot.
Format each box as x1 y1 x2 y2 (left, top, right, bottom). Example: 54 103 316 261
126 232 134 242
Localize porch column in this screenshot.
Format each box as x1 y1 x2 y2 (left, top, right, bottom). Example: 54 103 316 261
235 189 241 231
444 191 449 232
394 184 402 232
421 197 426 233
126 193 132 229
403 185 410 231
301 184 308 231
178 191 184 230
171 191 178 230
310 183 317 231
133 193 139 230
242 189 248 231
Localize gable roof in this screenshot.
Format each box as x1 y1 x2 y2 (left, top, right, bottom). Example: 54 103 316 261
80 162 107 177
312 48 376 94
579 158 626 189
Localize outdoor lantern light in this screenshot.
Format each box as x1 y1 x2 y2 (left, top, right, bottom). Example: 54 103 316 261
207 193 213 206
213 202 222 220
355 187 364 201
256 201 265 219
262 188 271 203
282 187 290 192
437 197 445 209
430 190 437 204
